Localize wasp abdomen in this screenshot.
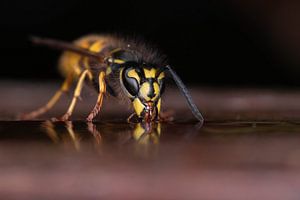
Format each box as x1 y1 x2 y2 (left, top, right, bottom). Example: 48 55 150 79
58 35 113 80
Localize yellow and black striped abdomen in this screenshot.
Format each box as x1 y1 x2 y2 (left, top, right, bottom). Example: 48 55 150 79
58 35 112 80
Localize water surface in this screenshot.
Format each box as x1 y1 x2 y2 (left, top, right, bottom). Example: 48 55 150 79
1 120 300 199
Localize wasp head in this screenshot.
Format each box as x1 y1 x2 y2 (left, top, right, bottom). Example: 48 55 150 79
120 62 165 122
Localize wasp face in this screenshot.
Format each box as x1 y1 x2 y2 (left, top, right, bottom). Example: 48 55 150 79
120 63 165 122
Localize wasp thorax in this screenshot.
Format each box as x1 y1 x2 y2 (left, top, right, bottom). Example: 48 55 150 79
120 64 165 121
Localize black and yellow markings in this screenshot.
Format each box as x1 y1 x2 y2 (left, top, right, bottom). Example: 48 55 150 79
156 98 161 114
127 69 141 83
106 48 126 65
35 37 110 121
59 37 108 80
124 67 164 102
140 68 164 101
106 57 126 65
128 67 163 118
82 40 106 80
21 34 204 122
139 82 159 101
157 71 165 80
132 97 145 117
143 68 157 78
88 40 105 52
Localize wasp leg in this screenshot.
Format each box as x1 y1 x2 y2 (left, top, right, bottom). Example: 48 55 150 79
86 71 106 121
20 74 73 120
58 70 90 121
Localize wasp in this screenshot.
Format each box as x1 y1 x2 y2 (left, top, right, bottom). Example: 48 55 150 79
21 34 204 122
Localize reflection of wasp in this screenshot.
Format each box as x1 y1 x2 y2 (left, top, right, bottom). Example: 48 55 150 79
42 121 161 151
22 35 203 122
132 122 161 145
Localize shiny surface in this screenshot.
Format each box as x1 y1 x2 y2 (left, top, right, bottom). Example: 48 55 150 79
1 120 300 199
2 82 300 199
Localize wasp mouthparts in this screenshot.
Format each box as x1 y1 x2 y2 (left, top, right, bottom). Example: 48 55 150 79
144 102 155 122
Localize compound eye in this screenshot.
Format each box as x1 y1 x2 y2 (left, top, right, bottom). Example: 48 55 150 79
122 68 140 97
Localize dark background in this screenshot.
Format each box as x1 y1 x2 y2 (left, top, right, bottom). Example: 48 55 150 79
1 0 300 87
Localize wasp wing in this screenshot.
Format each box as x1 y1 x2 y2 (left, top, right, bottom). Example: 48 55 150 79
30 36 105 61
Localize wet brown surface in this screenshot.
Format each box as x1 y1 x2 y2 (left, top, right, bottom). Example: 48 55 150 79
1 82 300 199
